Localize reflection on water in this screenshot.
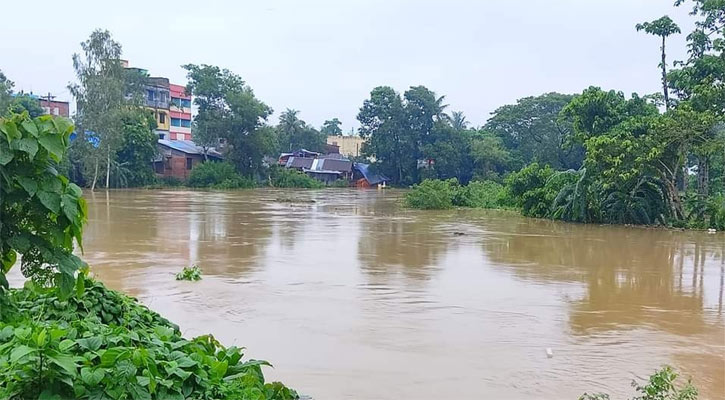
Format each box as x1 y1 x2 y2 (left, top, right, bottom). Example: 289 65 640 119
12 189 722 399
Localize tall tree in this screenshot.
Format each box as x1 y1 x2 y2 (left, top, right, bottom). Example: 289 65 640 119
68 30 126 190
276 109 326 152
670 0 725 197
486 92 580 170
0 70 12 115
636 16 681 110
450 111 469 130
184 64 274 176
358 86 412 184
321 118 342 135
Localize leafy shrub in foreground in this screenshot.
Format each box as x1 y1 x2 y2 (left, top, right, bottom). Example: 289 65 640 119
0 113 87 296
188 161 254 189
0 278 298 400
405 179 455 209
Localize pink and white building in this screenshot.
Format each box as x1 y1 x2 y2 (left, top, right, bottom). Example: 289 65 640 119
169 83 192 141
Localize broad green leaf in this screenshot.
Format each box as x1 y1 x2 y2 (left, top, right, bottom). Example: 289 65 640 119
20 120 39 137
9 137 38 160
0 141 13 165
47 352 78 376
136 375 151 387
61 193 80 225
75 275 86 297
0 326 14 341
10 345 36 362
77 336 103 351
16 176 38 196
38 133 64 161
37 190 61 214
100 347 129 366
55 272 75 299
35 329 48 347
117 359 138 378
41 175 62 192
210 359 228 380
80 367 105 386
14 326 31 340
128 384 152 400
1 250 16 273
0 120 20 141
68 183 83 197
38 390 63 400
58 339 76 352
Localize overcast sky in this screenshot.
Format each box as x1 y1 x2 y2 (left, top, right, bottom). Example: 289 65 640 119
2 0 695 132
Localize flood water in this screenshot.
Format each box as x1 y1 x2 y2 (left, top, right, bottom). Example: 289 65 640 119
15 189 725 399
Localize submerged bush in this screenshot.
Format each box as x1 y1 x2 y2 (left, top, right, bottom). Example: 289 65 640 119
405 179 455 209
0 278 297 400
505 162 558 218
453 180 508 208
269 166 324 189
176 265 202 281
188 162 254 189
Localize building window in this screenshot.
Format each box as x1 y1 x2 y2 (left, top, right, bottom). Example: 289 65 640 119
146 89 155 101
186 158 193 170
181 99 191 108
171 97 181 107
159 112 166 124
171 118 180 127
181 119 191 128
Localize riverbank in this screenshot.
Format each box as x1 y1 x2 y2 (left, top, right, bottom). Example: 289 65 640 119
0 277 298 400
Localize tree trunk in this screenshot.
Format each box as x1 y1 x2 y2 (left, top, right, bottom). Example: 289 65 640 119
661 36 670 110
697 156 709 197
90 158 99 191
105 145 111 189
665 177 684 221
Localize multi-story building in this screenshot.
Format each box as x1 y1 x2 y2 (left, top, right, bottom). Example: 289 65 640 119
144 77 171 139
169 84 192 141
122 61 190 141
39 95 70 117
326 135 365 158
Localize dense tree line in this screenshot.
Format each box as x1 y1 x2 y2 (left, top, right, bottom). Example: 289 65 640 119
401 0 724 229
1 0 722 229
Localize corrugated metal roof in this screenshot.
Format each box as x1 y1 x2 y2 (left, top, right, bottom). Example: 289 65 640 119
354 163 388 185
315 158 352 173
285 157 314 169
158 139 222 158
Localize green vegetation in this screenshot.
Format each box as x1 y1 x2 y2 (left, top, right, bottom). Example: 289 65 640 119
0 278 296 399
406 179 509 210
402 2 724 230
579 366 697 400
0 113 87 296
188 162 254 190
0 113 296 399
268 166 324 189
405 180 455 210
176 265 203 281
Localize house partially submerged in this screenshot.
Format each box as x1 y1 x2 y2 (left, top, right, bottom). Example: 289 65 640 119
305 157 353 184
352 163 388 188
154 139 222 180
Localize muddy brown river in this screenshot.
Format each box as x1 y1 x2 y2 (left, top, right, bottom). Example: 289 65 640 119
11 189 724 399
